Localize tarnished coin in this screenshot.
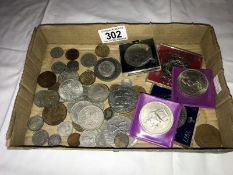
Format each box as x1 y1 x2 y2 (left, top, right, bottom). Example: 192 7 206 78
67 133 80 146
34 90 60 108
104 107 114 120
109 84 120 91
114 133 129 148
194 124 222 148
79 70 96 86
121 79 132 87
177 69 209 97
88 83 109 102
32 129 49 146
81 53 97 67
94 57 121 81
95 43 110 57
48 82 60 91
80 130 98 147
42 102 67 126
177 107 187 128
124 43 153 67
65 48 79 60
59 79 83 102
48 134 62 146
37 71 57 88
27 115 44 131
108 86 137 113
139 102 174 135
58 71 79 83
132 85 146 95
67 60 79 72
50 47 64 58
51 61 67 74
57 121 73 137
72 122 84 132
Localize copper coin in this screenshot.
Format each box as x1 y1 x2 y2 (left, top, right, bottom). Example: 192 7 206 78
79 70 96 86
65 48 79 60
67 133 80 147
132 85 146 95
37 71 57 88
194 124 222 148
48 82 60 91
72 122 84 132
42 102 67 126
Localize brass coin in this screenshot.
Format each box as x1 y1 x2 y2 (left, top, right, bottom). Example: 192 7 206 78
48 82 60 91
79 70 96 86
114 133 129 148
65 48 79 60
194 124 222 148
42 102 67 126
37 71 57 88
132 85 146 95
95 43 110 57
72 122 84 132
67 133 80 147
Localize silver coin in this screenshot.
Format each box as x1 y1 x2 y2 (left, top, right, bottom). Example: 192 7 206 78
77 105 104 130
87 83 109 102
57 121 73 137
177 107 187 128
80 130 98 147
67 102 75 113
67 60 79 72
95 121 109 147
51 61 67 74
108 86 137 113
58 71 79 83
58 79 83 102
27 115 44 131
121 79 132 87
50 47 64 58
32 129 49 146
34 90 60 108
139 102 174 135
92 101 105 110
81 53 97 67
48 134 62 146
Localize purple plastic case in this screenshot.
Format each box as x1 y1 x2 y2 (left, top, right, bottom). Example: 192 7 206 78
171 67 215 108
128 93 182 148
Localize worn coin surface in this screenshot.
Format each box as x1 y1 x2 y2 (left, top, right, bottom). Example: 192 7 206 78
114 132 129 148
48 82 60 91
48 134 62 146
94 57 121 81
65 48 79 60
34 90 60 108
72 122 84 132
79 70 96 86
177 107 187 128
88 83 109 102
177 69 209 97
32 129 49 146
50 47 64 58
67 60 79 72
139 102 174 135
37 71 57 88
27 115 44 131
42 102 67 125
51 61 67 74
58 71 79 83
80 130 98 147
67 133 80 146
95 43 110 57
108 86 137 113
57 121 73 137
104 107 114 120
81 53 97 67
132 85 146 95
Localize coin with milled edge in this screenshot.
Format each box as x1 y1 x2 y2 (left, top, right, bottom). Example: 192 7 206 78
57 121 73 137
65 48 79 60
79 70 96 86
50 47 64 58
80 130 98 147
37 71 57 88
139 102 174 135
48 134 62 146
104 107 114 120
177 107 187 128
88 83 109 102
95 43 110 57
32 129 49 146
67 133 80 146
51 61 67 74
114 133 129 148
177 69 209 97
67 60 79 72
34 90 60 108
58 71 79 83
81 53 97 67
132 85 146 95
72 122 84 132
27 115 44 131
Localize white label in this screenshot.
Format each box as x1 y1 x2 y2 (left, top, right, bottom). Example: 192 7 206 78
98 26 128 43
214 75 222 94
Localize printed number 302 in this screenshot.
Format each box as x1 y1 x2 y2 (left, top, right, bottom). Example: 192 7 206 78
105 31 122 40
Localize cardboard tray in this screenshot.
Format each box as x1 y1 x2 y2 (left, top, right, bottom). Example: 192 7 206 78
6 23 233 152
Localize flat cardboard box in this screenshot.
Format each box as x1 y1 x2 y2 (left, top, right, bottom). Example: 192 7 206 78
6 23 233 152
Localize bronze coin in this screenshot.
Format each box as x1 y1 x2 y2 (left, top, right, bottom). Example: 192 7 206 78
48 82 60 91
114 133 129 148
194 124 222 148
132 85 146 95
72 122 84 132
79 70 96 86
37 71 57 88
42 102 67 126
65 48 79 60
67 133 80 147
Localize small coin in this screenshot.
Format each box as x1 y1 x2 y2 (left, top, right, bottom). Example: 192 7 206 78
42 102 67 126
121 79 132 87
104 107 114 120
95 43 110 57
57 121 73 137
177 69 209 97
109 84 120 91
50 47 64 58
79 70 96 86
48 82 60 91
81 53 97 67
132 85 146 95
88 83 109 102
72 122 84 132
34 90 60 108
51 61 67 74
114 133 129 148
177 107 187 128
67 133 80 147
27 115 44 131
48 134 62 146
194 124 222 148
65 48 79 60
80 130 98 147
67 60 79 72
32 129 49 146
58 71 79 83
37 71 57 88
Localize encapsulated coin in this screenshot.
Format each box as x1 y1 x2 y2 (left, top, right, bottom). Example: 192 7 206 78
34 90 60 108
108 86 137 113
79 70 96 86
81 53 97 67
27 115 44 131
177 69 209 97
80 130 98 147
94 57 121 81
67 60 79 72
72 122 84 132
139 102 174 135
67 133 80 146
104 107 114 120
162 57 186 77
57 121 73 137
95 43 110 57
194 124 222 148
114 133 129 148
42 102 67 126
58 71 79 83
50 47 64 58
132 85 146 95
48 82 60 91
65 48 79 60
177 107 187 128
121 79 132 87
48 134 62 146
88 83 109 102
32 129 49 146
124 43 153 67
37 71 56 88
51 61 67 74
